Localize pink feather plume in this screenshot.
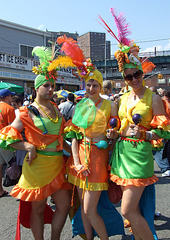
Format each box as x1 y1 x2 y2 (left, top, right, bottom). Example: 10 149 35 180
98 15 121 44
110 8 131 46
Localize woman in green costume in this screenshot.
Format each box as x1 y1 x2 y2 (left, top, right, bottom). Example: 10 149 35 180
107 52 168 240
99 8 170 239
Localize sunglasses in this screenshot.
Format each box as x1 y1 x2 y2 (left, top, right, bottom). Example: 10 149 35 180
124 70 143 81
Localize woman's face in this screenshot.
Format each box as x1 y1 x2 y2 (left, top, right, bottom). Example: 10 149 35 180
124 68 143 90
86 79 101 99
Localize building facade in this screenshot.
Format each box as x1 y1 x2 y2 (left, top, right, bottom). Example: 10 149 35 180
77 32 111 61
94 51 170 92
0 20 81 95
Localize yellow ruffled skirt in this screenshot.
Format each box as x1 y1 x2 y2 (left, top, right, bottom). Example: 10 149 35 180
10 153 69 201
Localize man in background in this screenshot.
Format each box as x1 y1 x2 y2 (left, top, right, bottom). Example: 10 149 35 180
58 93 75 121
100 80 113 100
0 89 16 197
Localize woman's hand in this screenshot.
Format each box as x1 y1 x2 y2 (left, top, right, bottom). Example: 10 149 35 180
25 143 37 165
129 124 141 138
106 129 119 139
75 164 91 176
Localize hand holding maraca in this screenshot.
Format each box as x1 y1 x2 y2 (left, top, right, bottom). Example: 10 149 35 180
107 118 119 139
130 114 142 138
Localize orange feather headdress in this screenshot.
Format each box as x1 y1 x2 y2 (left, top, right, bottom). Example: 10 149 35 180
57 35 95 78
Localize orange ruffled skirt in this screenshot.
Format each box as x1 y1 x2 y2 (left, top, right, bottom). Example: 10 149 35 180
10 153 69 201
67 141 109 191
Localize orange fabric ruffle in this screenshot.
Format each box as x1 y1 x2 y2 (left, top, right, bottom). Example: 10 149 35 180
110 173 158 187
0 125 23 141
10 166 71 201
150 115 169 129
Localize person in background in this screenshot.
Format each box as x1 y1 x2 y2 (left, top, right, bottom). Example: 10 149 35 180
149 88 170 177
58 93 75 121
161 89 170 176
100 80 113 100
113 93 120 103
11 95 23 110
0 89 16 198
12 95 26 168
51 92 58 104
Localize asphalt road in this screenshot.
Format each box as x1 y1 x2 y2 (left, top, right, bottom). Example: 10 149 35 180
0 162 169 240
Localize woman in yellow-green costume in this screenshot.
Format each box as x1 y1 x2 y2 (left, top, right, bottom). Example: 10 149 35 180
100 8 170 240
57 36 119 239
0 45 71 240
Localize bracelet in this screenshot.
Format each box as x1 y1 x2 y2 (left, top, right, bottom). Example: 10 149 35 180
139 130 147 140
149 131 153 141
146 131 153 141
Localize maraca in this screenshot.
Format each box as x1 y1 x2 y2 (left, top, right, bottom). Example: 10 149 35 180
131 114 142 137
109 118 118 129
132 114 142 125
107 118 118 142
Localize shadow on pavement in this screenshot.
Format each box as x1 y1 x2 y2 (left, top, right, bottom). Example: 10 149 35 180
154 214 170 231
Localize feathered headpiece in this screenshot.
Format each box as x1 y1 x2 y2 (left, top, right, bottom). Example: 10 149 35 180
57 35 95 79
99 8 155 74
32 43 59 81
32 40 83 89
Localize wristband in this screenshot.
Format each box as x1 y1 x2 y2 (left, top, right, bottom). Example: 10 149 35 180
148 131 153 141
139 130 147 140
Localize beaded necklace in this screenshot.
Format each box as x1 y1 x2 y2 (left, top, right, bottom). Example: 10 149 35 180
34 100 58 123
95 98 101 107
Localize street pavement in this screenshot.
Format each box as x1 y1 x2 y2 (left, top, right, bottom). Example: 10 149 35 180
0 162 169 240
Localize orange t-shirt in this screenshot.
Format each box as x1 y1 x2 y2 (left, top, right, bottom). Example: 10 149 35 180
0 102 15 129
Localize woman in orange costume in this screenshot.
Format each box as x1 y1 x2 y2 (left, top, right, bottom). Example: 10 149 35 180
65 69 117 240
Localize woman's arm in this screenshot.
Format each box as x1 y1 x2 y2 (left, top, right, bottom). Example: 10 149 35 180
152 94 165 116
72 138 90 176
9 115 37 164
110 101 118 117
10 141 36 165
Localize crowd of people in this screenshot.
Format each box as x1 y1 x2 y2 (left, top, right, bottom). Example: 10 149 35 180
0 14 170 240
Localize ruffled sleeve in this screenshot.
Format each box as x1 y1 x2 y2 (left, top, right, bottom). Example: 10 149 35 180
150 119 170 150
151 129 170 139
0 126 23 151
150 115 170 130
64 119 83 140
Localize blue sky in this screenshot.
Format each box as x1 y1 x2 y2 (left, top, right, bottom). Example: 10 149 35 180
1 0 170 55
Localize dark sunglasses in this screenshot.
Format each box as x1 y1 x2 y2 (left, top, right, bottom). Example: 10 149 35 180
124 70 143 81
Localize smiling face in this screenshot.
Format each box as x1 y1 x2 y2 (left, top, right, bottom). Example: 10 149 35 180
124 68 143 90
85 79 101 99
